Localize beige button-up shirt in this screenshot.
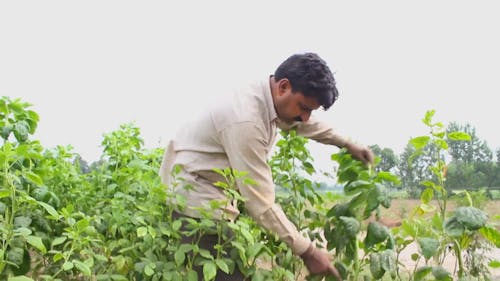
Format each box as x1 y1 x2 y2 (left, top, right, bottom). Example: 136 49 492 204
159 77 349 255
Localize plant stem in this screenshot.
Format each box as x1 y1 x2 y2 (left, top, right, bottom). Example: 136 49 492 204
453 240 464 277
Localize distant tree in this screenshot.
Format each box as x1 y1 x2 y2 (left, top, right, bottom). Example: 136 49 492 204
397 142 440 198
75 154 90 174
493 148 500 187
445 123 498 190
445 161 488 190
369 144 398 173
447 122 492 163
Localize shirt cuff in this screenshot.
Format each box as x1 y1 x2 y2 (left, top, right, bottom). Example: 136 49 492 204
255 204 312 255
292 233 313 256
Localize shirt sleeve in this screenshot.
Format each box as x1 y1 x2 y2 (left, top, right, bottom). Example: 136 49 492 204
277 115 350 148
219 122 311 255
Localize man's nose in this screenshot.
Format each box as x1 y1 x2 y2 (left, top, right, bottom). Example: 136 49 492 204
300 112 311 122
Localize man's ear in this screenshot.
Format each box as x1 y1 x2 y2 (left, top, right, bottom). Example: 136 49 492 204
277 79 291 96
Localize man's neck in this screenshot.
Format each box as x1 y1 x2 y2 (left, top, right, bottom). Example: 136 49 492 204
269 75 278 105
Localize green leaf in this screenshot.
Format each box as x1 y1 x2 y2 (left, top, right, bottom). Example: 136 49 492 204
37 201 61 219
215 259 229 274
199 249 213 259
6 247 23 266
75 218 89 232
364 221 390 248
1 124 12 140
479 226 500 247
444 217 465 237
418 237 439 260
14 216 32 228
203 261 217 281
172 220 182 231
144 263 155 276
25 172 43 186
179 243 193 253
434 139 448 150
379 249 396 274
53 252 64 262
0 189 10 199
344 180 372 196
147 226 156 239
187 270 198 281
74 260 91 276
455 207 488 230
337 169 357 183
26 110 39 134
26 235 47 254
410 136 430 149
175 250 185 266
448 131 471 141
240 228 254 244
8 247 30 275
414 266 432 281
339 216 360 237
411 253 419 261
13 121 30 142
137 226 147 237
110 275 128 281
334 261 348 280
8 277 34 281
327 203 349 218
420 188 434 204
63 261 74 271
489 260 500 268
432 131 446 138
246 243 263 259
422 110 435 126
369 253 385 279
376 171 400 184
51 236 67 247
418 203 436 214
13 227 32 237
432 266 452 281
242 177 257 186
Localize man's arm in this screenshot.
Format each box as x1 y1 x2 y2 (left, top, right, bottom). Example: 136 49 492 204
219 122 310 254
219 122 342 280
278 116 374 165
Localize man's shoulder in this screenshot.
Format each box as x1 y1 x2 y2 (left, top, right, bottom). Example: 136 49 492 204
212 78 271 126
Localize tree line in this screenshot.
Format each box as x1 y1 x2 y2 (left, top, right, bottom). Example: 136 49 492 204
370 122 500 198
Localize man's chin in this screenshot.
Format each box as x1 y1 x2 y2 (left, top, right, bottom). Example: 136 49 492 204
281 118 301 124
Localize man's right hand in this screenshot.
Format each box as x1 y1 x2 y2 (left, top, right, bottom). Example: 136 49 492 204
300 244 343 281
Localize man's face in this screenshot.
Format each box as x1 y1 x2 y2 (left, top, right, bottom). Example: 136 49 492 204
274 79 321 123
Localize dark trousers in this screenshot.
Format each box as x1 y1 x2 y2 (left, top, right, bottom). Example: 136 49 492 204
173 212 245 281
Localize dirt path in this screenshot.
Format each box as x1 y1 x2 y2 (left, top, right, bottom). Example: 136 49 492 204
397 241 500 280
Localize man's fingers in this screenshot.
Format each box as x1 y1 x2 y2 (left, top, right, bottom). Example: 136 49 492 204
327 265 343 281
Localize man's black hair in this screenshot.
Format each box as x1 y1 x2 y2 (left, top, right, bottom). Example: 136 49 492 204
274 52 339 110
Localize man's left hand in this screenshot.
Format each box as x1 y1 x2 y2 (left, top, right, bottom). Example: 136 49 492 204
344 142 374 166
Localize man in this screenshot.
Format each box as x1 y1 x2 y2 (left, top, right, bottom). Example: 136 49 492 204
159 52 374 280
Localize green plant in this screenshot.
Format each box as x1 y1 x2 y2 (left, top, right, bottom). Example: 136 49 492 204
397 110 500 280
268 130 327 280
3 97 499 281
320 149 400 281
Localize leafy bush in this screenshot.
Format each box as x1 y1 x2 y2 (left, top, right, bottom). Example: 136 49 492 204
1 98 499 281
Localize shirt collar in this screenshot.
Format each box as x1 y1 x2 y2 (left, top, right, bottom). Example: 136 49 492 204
263 75 278 123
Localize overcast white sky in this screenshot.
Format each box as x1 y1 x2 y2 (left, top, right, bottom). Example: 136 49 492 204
1 1 499 172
